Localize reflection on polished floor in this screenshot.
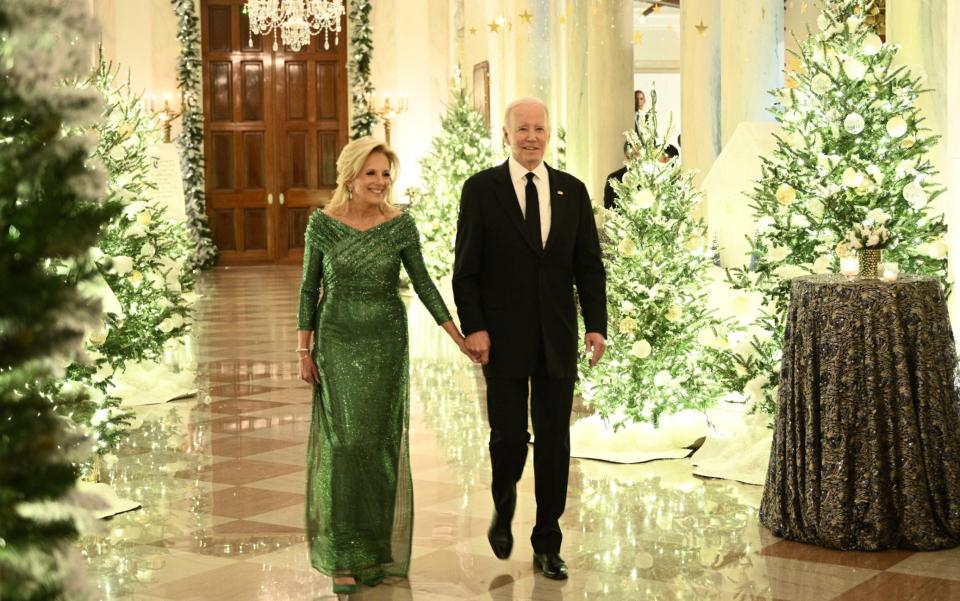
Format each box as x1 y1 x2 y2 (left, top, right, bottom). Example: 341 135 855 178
83 266 960 601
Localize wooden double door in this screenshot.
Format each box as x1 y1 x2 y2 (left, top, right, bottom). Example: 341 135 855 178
201 0 347 264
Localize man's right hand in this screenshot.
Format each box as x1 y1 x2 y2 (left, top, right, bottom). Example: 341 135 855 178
464 330 491 365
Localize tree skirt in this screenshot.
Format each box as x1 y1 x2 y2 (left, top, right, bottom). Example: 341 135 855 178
569 410 707 464
113 360 197 407
571 402 772 486
76 482 142 519
689 408 771 486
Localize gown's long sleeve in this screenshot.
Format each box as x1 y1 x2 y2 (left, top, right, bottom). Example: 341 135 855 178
400 217 452 325
297 220 323 330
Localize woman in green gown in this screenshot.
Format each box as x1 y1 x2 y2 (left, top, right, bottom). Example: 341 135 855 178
296 137 469 593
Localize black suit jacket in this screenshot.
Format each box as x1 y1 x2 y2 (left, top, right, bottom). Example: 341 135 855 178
602 165 628 210
452 160 607 379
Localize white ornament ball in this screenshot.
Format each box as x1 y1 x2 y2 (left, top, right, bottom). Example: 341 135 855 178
775 183 797 206
630 339 652 359
811 73 832 95
927 239 949 260
886 115 908 138
618 238 638 257
653 370 673 387
862 33 883 56
902 180 928 209
843 58 867 81
842 167 864 188
843 112 865 135
111 255 134 275
807 198 825 219
632 189 655 209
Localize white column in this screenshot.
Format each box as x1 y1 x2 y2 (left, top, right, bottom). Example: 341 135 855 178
680 0 721 189
564 3 590 187
370 0 452 191
888 0 960 329
720 0 784 146
586 0 633 201
563 1 632 200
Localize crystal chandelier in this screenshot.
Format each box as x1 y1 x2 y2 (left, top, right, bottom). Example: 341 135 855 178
245 0 345 52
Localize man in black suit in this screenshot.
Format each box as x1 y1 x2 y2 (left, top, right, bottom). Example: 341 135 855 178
602 141 633 210
453 97 607 580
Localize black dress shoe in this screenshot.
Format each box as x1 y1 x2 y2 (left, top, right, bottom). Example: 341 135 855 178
487 511 513 559
533 552 568 580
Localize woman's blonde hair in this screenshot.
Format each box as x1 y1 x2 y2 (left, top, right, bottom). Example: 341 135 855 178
325 136 400 213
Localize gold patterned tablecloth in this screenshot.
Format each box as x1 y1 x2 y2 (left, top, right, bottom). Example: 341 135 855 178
759 274 960 550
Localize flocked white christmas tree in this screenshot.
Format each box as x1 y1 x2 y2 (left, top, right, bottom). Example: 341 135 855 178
724 0 948 415
581 96 733 428
408 83 494 280
57 56 197 460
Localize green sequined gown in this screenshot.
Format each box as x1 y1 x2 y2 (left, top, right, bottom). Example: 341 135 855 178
297 210 451 579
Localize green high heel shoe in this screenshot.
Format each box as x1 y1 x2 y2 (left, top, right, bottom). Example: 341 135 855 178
332 576 357 595
358 568 385 587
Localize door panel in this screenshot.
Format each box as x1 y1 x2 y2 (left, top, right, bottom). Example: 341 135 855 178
273 33 348 263
201 0 346 264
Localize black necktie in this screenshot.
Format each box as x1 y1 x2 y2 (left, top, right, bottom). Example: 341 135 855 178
525 172 542 248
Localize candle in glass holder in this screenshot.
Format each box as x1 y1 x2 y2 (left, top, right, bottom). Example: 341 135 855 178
840 256 858 277
880 262 899 282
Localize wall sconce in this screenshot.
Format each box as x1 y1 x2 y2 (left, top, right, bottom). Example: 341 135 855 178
365 91 409 146
146 92 182 144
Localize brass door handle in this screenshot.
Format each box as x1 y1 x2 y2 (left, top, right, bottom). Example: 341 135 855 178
267 193 274 205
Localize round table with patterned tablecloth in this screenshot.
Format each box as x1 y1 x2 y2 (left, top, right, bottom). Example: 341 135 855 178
759 274 960 550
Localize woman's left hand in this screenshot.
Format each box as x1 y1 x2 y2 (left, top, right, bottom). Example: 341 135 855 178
299 353 321 384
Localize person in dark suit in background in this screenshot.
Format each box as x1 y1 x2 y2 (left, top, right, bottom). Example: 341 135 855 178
661 144 679 163
603 141 634 210
453 97 608 581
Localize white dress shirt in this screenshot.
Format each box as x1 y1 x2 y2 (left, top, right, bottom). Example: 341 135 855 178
508 155 551 247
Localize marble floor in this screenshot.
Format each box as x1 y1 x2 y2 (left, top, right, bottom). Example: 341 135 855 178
83 266 960 601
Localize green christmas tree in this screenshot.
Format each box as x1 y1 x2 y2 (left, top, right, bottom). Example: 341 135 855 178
724 0 948 415
409 85 494 280
581 98 733 428
0 1 119 598
56 57 197 461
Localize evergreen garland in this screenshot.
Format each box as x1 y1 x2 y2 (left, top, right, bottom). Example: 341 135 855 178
172 0 218 270
723 0 948 415
0 1 119 598
348 0 376 139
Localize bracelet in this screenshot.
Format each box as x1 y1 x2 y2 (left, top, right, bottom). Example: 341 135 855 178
296 347 310 354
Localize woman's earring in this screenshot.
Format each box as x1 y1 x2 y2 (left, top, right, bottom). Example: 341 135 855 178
347 187 353 200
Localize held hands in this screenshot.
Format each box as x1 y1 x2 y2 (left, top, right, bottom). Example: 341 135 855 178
463 330 490 365
584 332 606 368
298 352 321 384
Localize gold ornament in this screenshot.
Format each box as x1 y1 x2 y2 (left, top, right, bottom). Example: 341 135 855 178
519 9 533 24
695 19 708 36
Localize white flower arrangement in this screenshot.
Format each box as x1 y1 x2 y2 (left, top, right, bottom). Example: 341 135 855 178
846 222 893 249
